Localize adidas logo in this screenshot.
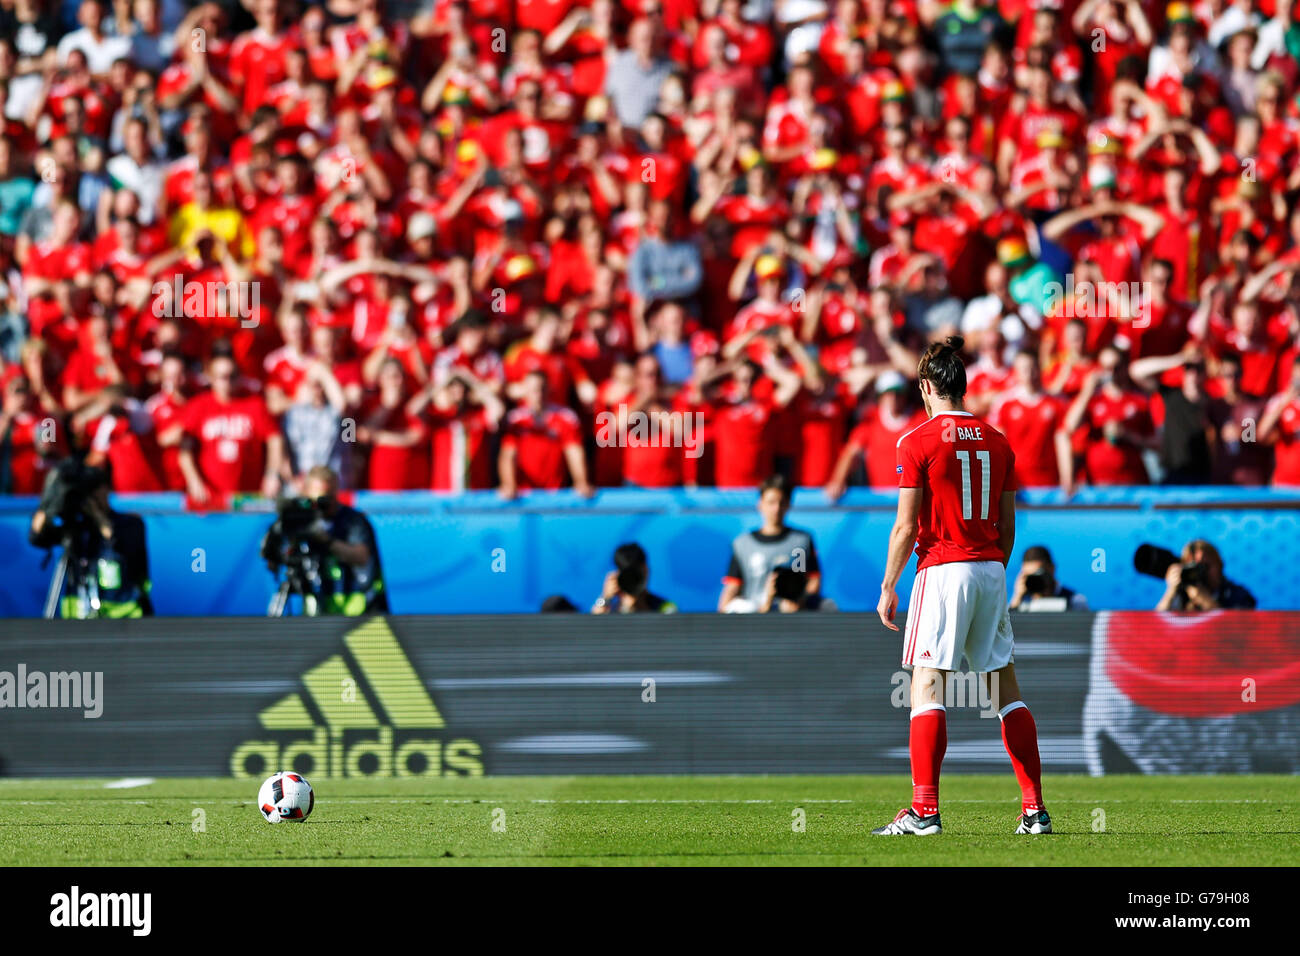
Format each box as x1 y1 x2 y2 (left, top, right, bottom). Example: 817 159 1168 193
919 651 932 660
230 619 483 778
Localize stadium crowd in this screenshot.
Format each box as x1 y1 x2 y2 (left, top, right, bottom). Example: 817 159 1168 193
2 0 1300 503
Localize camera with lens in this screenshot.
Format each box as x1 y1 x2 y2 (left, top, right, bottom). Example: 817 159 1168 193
277 495 323 541
1179 562 1208 588
261 496 327 567
1133 543 1208 589
616 562 648 598
35 458 109 534
773 566 808 604
1023 567 1053 597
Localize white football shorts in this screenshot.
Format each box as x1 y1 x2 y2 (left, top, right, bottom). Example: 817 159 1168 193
901 559 1015 672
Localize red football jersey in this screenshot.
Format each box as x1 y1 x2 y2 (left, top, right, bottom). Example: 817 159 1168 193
1269 397 1300 487
896 411 1017 570
228 29 294 114
252 193 318 275
710 392 776 489
621 409 686 488
181 391 279 493
263 347 311 402
426 406 496 492
988 391 1065 487
145 390 187 490
848 407 929 487
1080 390 1152 485
24 240 92 337
90 413 164 493
793 390 850 487
501 405 582 490
3 412 53 494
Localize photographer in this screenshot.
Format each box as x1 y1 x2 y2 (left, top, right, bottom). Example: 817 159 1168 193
718 474 822 612
29 459 153 618
262 465 387 616
1152 539 1256 612
591 543 676 614
1009 545 1089 612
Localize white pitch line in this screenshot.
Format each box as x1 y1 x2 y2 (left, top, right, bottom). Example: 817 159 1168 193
525 798 859 804
230 797 1288 806
5 800 152 805
0 797 1286 806
103 778 157 789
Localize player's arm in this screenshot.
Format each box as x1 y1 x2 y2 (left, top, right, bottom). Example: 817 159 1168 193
998 490 1015 569
877 487 921 631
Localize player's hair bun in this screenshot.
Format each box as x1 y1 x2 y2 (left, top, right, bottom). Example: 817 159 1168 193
918 334 969 401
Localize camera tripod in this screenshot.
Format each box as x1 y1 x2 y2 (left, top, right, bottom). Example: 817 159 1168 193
42 528 100 620
267 557 325 617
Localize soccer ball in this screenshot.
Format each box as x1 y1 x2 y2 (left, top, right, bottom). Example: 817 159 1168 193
258 771 314 823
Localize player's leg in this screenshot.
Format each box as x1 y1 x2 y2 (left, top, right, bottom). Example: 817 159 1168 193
989 662 1050 834
965 562 1050 833
874 564 971 836
908 663 948 818
872 663 947 835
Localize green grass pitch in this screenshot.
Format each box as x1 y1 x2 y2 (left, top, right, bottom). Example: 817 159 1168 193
1 775 1294 866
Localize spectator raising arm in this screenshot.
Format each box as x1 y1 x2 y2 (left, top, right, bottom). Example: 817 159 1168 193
1258 377 1300 446
761 349 804 410
1055 373 1098 497
1129 344 1204 391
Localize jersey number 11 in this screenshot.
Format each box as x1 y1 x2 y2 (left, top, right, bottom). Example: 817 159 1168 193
955 450 990 520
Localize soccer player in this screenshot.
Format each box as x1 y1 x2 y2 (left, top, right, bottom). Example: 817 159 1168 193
873 336 1051 836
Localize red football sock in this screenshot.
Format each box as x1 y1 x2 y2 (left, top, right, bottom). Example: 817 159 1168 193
910 706 946 817
1000 703 1044 813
